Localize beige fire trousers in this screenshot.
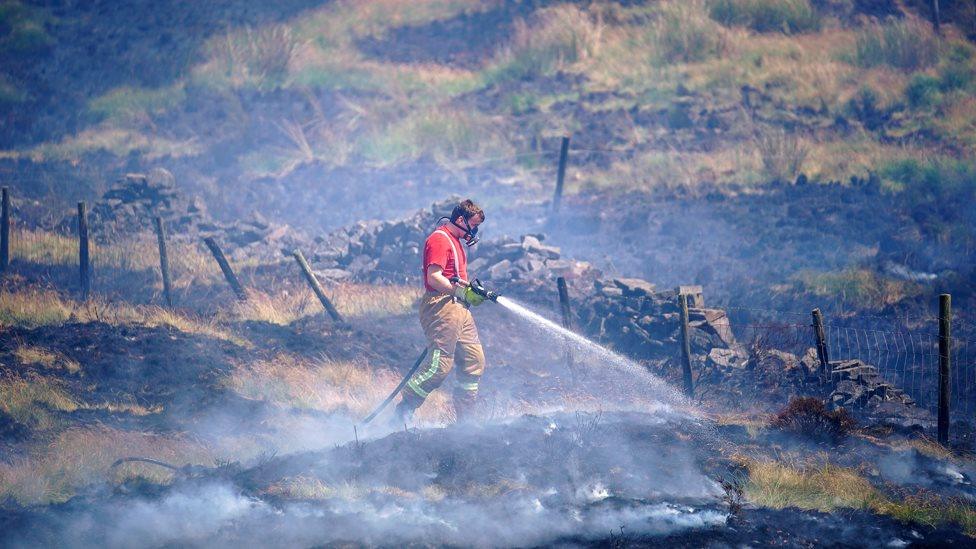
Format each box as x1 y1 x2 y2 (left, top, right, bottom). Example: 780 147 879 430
403 292 486 415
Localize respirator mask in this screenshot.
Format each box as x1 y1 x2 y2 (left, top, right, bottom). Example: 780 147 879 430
440 215 480 247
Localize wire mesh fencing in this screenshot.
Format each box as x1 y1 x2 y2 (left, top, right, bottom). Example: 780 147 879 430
823 323 974 422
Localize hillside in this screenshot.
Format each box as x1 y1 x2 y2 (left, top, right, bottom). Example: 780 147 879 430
3 1 976 546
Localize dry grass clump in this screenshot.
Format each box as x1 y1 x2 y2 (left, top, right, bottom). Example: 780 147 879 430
199 24 300 90
744 457 879 511
0 426 214 505
708 0 821 34
331 282 423 319
744 456 976 535
793 268 923 312
14 345 81 373
231 288 319 326
0 376 79 430
853 17 940 71
9 228 76 266
880 493 976 536
648 0 732 64
359 107 512 166
487 5 603 82
224 352 452 422
0 288 74 328
0 288 246 345
24 126 201 162
754 127 809 184
263 476 418 501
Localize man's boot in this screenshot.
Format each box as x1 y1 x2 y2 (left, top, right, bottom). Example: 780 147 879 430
452 389 479 424
393 390 423 426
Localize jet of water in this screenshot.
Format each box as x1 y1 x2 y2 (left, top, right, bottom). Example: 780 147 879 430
494 295 694 413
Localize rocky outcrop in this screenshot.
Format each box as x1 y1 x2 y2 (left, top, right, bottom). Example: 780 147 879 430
828 359 928 421
574 278 742 363
84 170 206 242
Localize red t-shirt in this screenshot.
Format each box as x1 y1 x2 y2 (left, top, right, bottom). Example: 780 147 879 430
422 227 467 293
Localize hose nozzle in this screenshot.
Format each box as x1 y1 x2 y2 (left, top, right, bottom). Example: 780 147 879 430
470 278 500 302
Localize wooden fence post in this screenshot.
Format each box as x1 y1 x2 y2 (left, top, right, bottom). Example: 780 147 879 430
551 135 570 214
556 276 576 378
811 308 831 380
153 217 173 307
1 187 9 272
78 202 90 300
203 237 248 301
679 293 694 399
939 293 951 444
292 249 343 323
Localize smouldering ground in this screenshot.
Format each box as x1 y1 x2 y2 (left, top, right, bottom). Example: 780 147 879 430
2 262 976 546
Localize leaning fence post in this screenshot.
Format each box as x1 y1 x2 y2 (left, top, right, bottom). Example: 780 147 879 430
203 237 248 301
556 277 577 378
939 293 951 444
678 293 694 399
1 187 9 272
811 308 830 380
550 135 570 214
292 249 343 323
153 217 173 307
78 202 90 300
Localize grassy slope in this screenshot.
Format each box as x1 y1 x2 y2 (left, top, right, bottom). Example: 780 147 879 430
3 0 975 192
2 0 976 537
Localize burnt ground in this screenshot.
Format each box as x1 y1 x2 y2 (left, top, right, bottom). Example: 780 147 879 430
2 410 975 547
2 295 976 545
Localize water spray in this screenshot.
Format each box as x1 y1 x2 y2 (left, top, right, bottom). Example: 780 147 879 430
493 296 693 410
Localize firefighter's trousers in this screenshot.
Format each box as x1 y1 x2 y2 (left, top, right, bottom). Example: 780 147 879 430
402 292 485 419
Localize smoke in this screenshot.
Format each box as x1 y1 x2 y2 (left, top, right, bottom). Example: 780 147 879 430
6 411 727 548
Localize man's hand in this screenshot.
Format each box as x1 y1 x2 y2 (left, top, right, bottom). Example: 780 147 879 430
453 284 485 306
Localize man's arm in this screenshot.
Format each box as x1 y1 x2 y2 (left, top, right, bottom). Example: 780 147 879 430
426 264 458 295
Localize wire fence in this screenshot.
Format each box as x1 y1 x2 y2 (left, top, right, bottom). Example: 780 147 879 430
712 303 975 423
3 143 974 428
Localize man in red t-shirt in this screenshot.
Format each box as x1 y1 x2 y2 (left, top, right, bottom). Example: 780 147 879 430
395 199 487 423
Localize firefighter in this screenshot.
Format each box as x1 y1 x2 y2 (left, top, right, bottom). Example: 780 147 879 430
394 199 487 423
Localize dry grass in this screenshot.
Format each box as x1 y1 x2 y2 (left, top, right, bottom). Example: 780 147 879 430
10 227 223 294
744 457 879 512
486 4 604 83
263 476 420 501
223 352 452 422
743 456 976 536
0 288 75 328
647 0 732 64
0 426 214 505
226 283 420 325
853 17 941 71
754 126 809 183
10 228 76 266
22 126 201 162
14 345 81 373
0 376 79 430
0 288 247 345
793 268 924 312
359 107 512 166
230 288 319 326
331 282 423 319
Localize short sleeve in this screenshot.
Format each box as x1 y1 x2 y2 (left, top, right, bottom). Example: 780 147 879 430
425 233 451 273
